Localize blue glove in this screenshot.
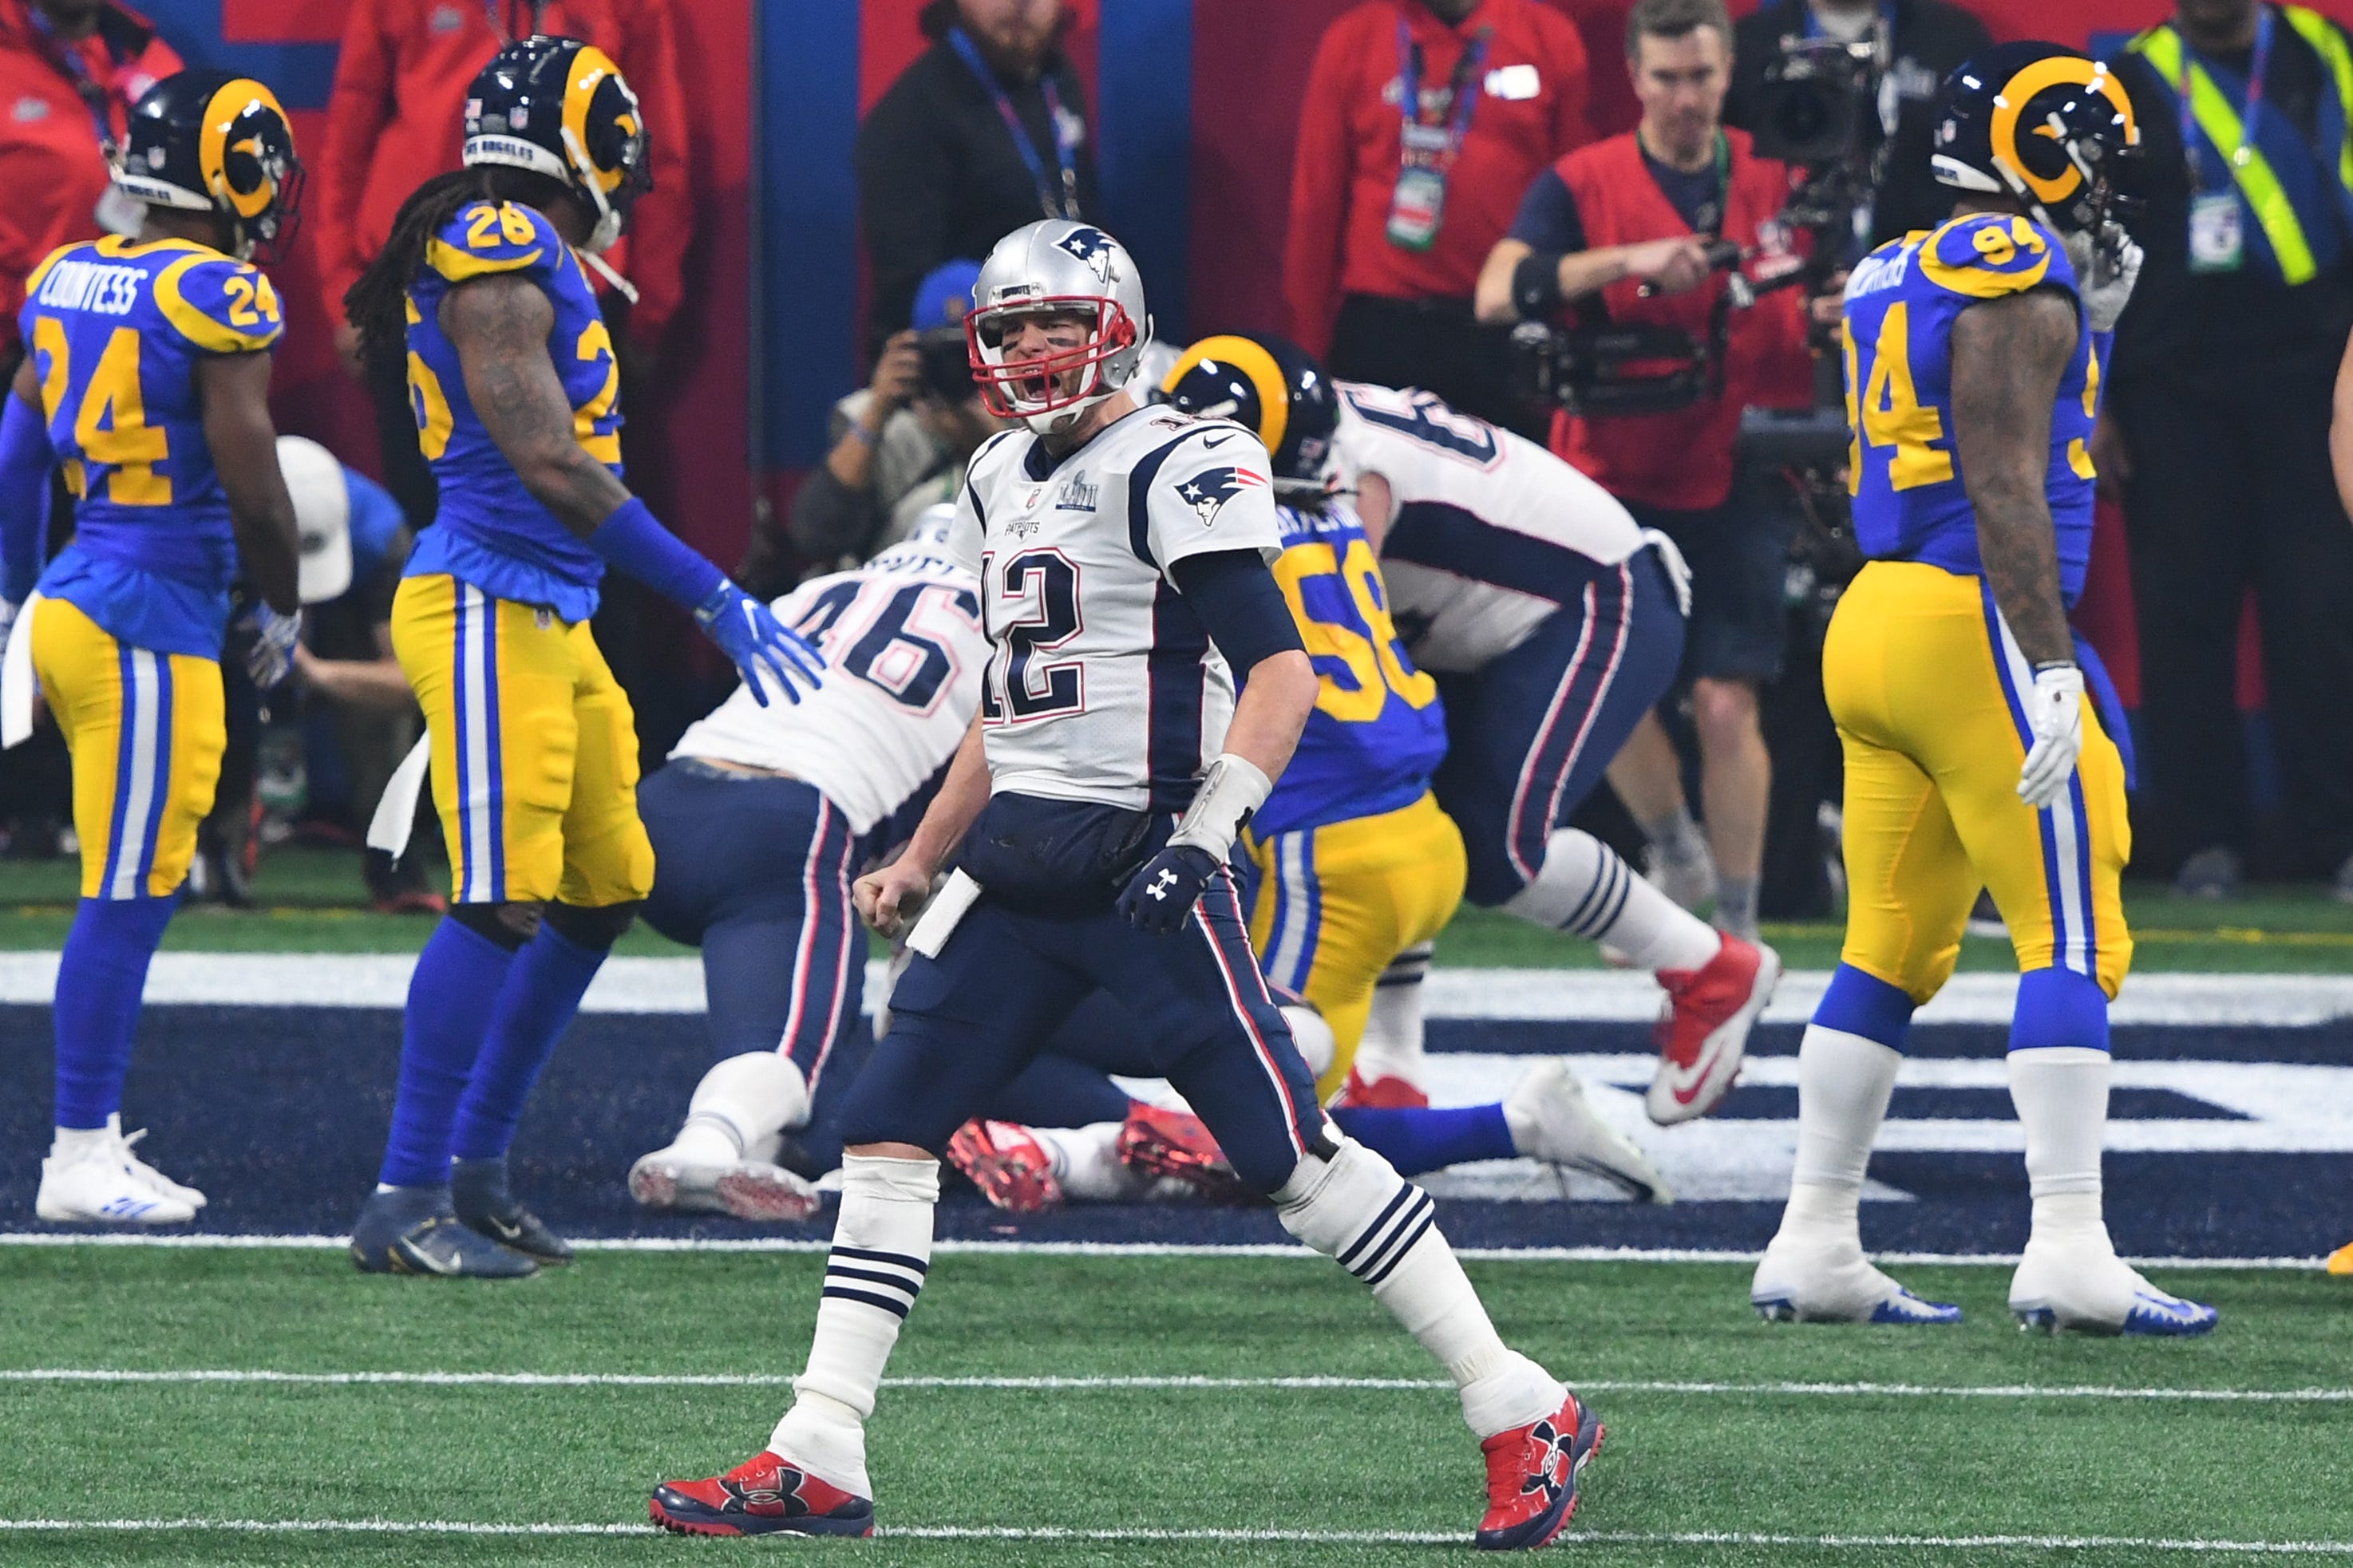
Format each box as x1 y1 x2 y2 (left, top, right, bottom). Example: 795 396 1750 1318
241 602 302 689
1117 843 1221 935
694 583 825 706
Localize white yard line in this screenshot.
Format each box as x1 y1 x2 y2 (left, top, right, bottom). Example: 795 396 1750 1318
0 1519 2344 1553
0 1230 2326 1268
3 953 2351 1025
6 1367 2347 1403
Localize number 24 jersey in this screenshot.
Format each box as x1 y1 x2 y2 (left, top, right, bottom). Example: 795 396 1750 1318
18 234 283 654
1842 211 2101 606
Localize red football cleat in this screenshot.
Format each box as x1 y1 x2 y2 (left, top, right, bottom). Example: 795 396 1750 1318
1116 1104 1253 1203
946 1120 1062 1213
1647 935 1781 1125
1475 1392 1604 1550
1336 1068 1430 1110
649 1450 874 1538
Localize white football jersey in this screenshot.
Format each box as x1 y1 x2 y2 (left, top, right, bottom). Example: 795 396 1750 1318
948 404 1281 812
669 540 986 835
1331 381 1644 673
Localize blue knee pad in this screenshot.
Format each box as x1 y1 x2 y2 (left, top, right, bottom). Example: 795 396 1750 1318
1812 963 1917 1052
2011 967 2110 1053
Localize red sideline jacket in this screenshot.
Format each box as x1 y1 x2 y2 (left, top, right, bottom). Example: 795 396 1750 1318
0 0 177 361
317 0 693 350
1548 128 1807 513
1284 0 1588 360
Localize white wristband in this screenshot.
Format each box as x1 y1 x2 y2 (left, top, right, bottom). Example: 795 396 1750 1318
1167 752 1273 863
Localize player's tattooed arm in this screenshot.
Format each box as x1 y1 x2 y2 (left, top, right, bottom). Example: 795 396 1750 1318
444 274 634 539
195 350 300 614
1951 286 2078 667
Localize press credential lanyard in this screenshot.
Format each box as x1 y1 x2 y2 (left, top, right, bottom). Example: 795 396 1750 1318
2178 8 2272 271
1387 20 1489 251
949 27 1082 221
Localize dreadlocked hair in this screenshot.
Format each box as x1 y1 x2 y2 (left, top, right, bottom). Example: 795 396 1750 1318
345 165 573 361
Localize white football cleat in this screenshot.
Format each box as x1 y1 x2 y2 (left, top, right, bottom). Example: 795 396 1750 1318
117 1120 206 1210
1750 1233 1961 1325
37 1130 197 1225
628 1143 821 1222
2008 1242 2217 1337
1503 1060 1672 1203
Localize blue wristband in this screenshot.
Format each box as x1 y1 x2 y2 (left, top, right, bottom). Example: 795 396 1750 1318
586 496 728 611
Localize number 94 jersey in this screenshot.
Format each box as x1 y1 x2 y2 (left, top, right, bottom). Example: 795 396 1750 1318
1842 212 2099 606
402 199 621 625
949 408 1282 814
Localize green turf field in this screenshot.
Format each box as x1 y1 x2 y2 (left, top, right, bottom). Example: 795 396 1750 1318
3 845 2351 970
0 1246 2347 1565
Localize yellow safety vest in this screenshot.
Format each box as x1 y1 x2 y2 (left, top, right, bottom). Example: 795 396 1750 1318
2131 5 2353 285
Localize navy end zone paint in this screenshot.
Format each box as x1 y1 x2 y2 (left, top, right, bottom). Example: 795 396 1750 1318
2 1003 2347 1259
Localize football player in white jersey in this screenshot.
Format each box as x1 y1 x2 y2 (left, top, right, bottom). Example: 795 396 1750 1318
1324 373 1781 1127
651 221 1605 1550
625 514 983 1221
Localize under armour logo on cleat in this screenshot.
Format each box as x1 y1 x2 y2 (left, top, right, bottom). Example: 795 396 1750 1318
1145 869 1180 901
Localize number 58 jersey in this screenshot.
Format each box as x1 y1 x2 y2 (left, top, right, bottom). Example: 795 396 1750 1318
949 407 1283 814
1843 212 2099 606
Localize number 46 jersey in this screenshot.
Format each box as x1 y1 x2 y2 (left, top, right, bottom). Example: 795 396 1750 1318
1842 211 2098 605
669 531 986 836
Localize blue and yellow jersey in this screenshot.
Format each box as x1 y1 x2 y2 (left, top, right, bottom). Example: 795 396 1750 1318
18 235 283 656
401 199 623 624
1842 212 2101 606
1253 499 1447 839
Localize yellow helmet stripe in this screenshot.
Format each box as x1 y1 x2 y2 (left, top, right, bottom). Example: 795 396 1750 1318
197 77 289 219
1989 56 2137 205
1166 334 1289 456
561 45 632 196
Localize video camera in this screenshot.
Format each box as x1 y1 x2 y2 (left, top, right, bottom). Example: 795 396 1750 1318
915 326 976 403
1517 35 1884 422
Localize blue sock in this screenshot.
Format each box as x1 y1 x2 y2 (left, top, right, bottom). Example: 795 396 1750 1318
449 924 609 1161
52 895 180 1129
378 917 519 1187
1332 1104 1516 1179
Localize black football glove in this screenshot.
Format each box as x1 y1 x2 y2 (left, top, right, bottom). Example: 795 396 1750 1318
1117 843 1221 935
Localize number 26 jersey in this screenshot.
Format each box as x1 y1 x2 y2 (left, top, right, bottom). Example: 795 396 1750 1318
401 199 624 624
948 407 1282 815
1843 212 2100 606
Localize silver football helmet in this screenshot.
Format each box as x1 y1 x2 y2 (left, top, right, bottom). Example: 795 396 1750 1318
965 219 1152 434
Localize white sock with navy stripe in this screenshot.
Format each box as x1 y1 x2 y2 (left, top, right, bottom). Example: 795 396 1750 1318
1504 828 1720 974
769 1153 939 1497
1275 1138 1562 1438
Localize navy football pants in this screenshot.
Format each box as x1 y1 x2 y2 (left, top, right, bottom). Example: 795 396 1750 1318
838 871 1331 1195
1436 547 1686 906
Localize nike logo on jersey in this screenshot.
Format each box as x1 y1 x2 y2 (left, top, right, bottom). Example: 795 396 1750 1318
1200 432 1236 449
1175 466 1267 526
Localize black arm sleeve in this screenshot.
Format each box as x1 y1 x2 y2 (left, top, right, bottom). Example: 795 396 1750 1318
1169 549 1305 677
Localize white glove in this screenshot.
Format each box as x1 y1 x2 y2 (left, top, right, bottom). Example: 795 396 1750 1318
2017 662 2085 809
243 602 302 689
2083 223 2143 334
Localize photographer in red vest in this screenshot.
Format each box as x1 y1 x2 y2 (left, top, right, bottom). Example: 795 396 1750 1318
1474 0 1806 942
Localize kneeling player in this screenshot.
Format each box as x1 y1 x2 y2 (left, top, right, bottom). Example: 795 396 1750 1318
1751 47 2211 1334
649 221 1601 1547
1315 357 1777 1124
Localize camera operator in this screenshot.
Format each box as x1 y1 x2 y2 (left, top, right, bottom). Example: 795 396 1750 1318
743 260 1009 594
1723 0 1989 252
1473 0 1808 940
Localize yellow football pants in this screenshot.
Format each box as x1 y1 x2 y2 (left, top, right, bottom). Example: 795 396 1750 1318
30 597 223 900
390 574 654 907
1247 791 1466 1102
1825 561 2131 1003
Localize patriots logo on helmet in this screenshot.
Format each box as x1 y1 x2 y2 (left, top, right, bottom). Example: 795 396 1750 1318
1175 465 1267 526
1056 226 1119 284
